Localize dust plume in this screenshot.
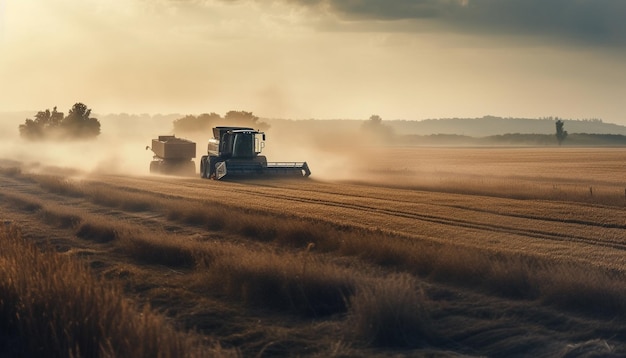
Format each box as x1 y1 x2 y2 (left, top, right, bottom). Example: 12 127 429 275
0 113 175 177
0 112 482 186
5 112 619 201
260 119 388 181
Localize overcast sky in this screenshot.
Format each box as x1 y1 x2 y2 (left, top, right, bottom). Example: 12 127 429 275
1 0 625 123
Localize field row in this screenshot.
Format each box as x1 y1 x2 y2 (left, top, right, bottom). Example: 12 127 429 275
101 173 626 272
2 160 626 356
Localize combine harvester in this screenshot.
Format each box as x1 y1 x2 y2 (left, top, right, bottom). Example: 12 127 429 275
147 135 196 176
200 126 311 180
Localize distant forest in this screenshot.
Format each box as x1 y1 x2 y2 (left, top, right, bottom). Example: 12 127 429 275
388 116 626 146
3 111 626 146
171 111 269 134
386 116 626 137
265 115 626 146
394 133 626 146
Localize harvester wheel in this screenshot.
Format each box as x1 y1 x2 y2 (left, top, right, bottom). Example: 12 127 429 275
149 161 160 174
203 159 211 179
207 156 218 179
200 156 207 178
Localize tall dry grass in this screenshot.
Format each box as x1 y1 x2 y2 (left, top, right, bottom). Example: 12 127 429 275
191 242 434 347
1 181 433 346
28 174 344 250
196 244 356 317
0 190 200 269
14 173 626 345
349 233 626 318
348 274 430 348
0 224 230 358
0 165 22 177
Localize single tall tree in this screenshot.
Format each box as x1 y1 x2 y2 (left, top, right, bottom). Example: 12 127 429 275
555 119 568 145
361 114 394 143
61 102 101 138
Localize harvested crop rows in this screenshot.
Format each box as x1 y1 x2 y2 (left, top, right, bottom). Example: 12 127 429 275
98 172 626 272
1 148 626 357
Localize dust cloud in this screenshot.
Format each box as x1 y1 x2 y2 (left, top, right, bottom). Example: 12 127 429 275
260 120 386 181
3 113 617 198
0 112 518 189
0 113 175 177
0 113 420 183
0 113 369 180
0 113 444 184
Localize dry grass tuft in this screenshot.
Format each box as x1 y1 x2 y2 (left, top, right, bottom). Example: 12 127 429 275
0 223 230 358
348 274 430 348
486 255 543 300
273 221 342 251
76 222 118 243
540 265 626 317
34 175 85 198
87 188 155 212
119 233 199 269
0 166 21 177
198 244 356 317
0 191 44 212
28 174 155 212
40 207 82 229
166 201 216 227
556 339 615 357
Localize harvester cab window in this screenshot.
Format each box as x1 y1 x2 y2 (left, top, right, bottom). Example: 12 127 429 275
220 133 232 155
233 133 254 158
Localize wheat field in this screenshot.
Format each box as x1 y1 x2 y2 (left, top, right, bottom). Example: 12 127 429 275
1 147 626 357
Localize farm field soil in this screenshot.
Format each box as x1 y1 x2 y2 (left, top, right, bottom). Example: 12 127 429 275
1 147 626 357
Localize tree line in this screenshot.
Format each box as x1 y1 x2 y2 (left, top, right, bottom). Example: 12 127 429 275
16 105 585 147
17 107 269 140
19 103 101 140
172 111 269 134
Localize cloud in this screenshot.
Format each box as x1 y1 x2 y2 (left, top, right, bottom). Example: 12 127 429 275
317 0 449 20
3 0 625 121
212 0 626 46
450 0 626 46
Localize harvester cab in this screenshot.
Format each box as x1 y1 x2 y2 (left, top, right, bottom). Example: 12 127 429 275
200 126 311 180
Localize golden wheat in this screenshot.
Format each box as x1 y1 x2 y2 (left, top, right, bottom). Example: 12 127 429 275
0 224 230 358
